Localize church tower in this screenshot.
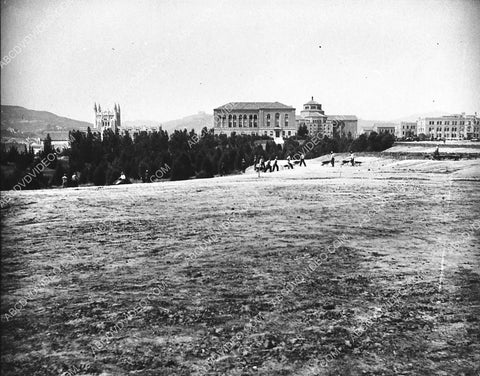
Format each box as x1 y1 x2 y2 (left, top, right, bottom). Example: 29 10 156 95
94 103 121 140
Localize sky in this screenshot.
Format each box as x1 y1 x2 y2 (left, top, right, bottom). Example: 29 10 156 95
1 0 479 123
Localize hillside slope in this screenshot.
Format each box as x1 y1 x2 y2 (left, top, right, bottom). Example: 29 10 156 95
1 105 92 139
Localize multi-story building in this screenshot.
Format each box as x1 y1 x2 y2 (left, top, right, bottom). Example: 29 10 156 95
296 97 358 138
326 115 358 138
374 123 396 135
213 102 296 143
417 113 480 140
94 103 162 139
296 97 327 135
94 103 121 140
396 122 417 138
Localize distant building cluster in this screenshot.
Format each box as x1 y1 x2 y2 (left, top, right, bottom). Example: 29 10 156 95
416 113 480 140
213 97 358 143
361 113 480 140
94 103 161 139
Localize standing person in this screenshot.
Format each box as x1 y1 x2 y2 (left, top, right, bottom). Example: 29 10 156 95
253 156 258 172
241 158 246 173
330 151 335 167
264 159 272 172
299 153 306 167
143 169 149 183
259 157 265 172
71 173 78 187
350 152 355 166
433 145 440 159
62 174 68 188
287 155 293 169
120 171 126 180
272 156 279 171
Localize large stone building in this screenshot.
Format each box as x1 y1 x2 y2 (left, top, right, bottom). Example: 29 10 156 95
417 113 480 140
297 97 327 135
213 102 296 143
296 97 358 138
94 103 121 139
396 122 417 138
94 103 162 139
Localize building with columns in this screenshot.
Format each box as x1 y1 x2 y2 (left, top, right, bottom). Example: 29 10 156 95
213 102 296 143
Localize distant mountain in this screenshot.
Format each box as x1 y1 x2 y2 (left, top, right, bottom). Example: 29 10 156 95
1 105 92 139
124 112 213 134
163 111 213 133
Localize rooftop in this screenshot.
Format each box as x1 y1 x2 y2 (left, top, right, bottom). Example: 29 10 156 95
305 96 320 105
327 115 358 121
215 102 295 111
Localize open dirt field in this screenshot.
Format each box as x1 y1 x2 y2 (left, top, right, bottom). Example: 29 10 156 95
385 141 480 156
1 156 479 376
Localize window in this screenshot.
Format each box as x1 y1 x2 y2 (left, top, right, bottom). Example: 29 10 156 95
222 115 226 127
437 121 442 125
445 121 450 125
460 121 464 125
233 115 237 127
285 114 289 127
288 131 291 136
238 115 242 128
228 115 232 127
282 130 285 136
264 130 267 135
275 113 280 127
445 127 449 131
266 114 271 127
249 115 253 128
253 115 258 127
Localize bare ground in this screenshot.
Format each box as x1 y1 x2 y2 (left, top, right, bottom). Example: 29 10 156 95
1 156 479 376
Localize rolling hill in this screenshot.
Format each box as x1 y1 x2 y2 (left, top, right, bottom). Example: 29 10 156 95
1 105 92 139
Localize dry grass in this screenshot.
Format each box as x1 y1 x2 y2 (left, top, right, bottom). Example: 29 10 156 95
1 157 479 375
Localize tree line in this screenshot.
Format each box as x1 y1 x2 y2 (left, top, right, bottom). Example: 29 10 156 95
0 127 394 190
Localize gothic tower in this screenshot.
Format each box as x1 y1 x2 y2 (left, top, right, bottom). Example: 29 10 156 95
94 103 121 140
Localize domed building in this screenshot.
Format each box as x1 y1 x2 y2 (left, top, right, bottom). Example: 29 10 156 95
297 97 327 135
297 96 358 138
